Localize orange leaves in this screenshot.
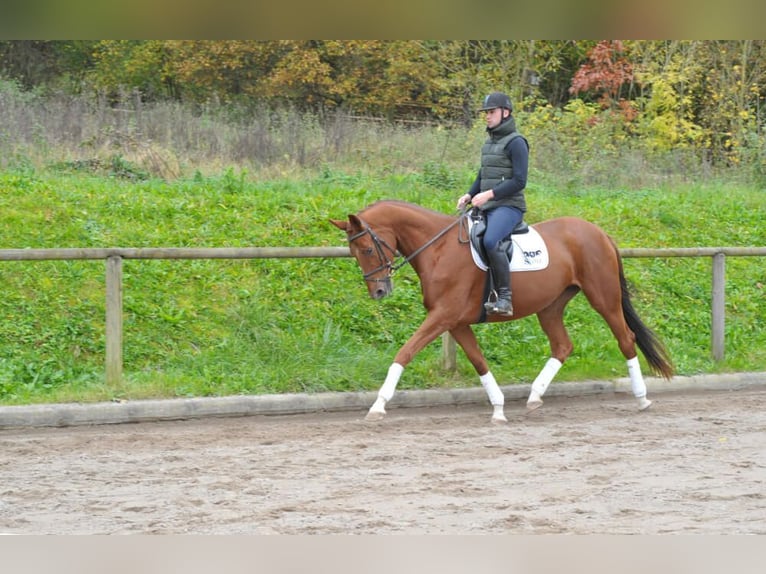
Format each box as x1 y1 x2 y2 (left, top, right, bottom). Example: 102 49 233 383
570 40 635 108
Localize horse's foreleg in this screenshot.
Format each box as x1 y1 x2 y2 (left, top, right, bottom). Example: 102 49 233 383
365 316 447 421
449 324 506 424
366 363 404 420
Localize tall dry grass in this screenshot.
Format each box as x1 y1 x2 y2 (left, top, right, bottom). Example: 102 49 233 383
2 79 754 188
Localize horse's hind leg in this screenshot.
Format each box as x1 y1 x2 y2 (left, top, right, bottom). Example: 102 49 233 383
580 276 652 411
627 357 652 411
450 324 507 424
526 287 578 411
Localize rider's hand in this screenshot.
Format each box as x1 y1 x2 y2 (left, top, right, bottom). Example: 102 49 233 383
456 193 471 210
470 189 494 208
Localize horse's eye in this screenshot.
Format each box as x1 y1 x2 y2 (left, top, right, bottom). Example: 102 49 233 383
363 248 374 256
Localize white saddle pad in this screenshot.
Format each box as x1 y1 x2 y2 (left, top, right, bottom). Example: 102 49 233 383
469 223 549 272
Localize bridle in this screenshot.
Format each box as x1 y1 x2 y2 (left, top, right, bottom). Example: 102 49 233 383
347 212 469 283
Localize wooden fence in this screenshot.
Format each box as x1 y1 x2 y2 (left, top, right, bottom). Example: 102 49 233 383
1 245 764 384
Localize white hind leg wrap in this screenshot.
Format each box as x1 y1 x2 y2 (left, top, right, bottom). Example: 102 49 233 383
627 356 647 398
480 371 504 407
530 358 562 400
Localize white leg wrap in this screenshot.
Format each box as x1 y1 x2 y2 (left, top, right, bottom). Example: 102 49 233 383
480 371 507 423
378 362 404 402
367 363 404 420
480 371 504 407
627 356 646 398
527 358 562 409
627 356 652 410
530 358 562 399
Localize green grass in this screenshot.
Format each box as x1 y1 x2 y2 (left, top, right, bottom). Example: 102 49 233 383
0 165 764 406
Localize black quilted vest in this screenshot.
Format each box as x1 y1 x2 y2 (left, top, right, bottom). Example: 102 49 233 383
478 117 527 212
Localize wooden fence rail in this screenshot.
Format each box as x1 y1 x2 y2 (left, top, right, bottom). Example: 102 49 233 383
2 246 765 385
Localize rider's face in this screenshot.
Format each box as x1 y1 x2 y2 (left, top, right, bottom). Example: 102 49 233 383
484 107 505 129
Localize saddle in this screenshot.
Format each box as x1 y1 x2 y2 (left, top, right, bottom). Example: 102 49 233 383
468 208 529 263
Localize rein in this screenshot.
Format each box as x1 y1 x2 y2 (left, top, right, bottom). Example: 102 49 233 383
348 211 469 282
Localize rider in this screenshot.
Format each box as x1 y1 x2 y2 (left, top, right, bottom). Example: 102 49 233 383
456 91 529 316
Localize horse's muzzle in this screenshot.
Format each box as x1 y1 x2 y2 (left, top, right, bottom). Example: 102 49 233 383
370 278 393 300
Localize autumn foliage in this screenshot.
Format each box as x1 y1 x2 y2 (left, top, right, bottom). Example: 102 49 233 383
569 41 634 107
1 40 765 168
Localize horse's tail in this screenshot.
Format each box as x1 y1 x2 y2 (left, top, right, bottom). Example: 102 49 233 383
614 242 675 380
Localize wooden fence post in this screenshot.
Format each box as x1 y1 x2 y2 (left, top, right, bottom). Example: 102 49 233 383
711 252 726 361
441 332 456 371
105 255 123 386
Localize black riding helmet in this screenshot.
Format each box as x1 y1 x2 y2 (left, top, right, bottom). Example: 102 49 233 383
479 92 513 112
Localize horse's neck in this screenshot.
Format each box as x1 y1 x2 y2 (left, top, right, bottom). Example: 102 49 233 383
393 212 448 254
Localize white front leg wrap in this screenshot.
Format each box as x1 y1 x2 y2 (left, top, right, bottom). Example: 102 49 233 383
378 362 404 402
530 358 562 399
627 356 647 398
480 371 504 407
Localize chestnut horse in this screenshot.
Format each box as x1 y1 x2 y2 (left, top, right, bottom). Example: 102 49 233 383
330 200 674 423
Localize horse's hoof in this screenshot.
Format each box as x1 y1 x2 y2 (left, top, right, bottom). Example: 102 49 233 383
365 409 386 421
638 397 652 411
526 399 543 413
490 406 507 424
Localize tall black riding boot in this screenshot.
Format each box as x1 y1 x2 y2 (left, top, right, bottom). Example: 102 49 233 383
484 243 513 316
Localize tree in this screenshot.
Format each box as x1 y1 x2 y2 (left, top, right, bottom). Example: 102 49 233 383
87 40 173 101
570 40 635 108
0 41 77 89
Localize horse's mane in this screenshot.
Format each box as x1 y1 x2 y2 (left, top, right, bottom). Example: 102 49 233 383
359 199 454 221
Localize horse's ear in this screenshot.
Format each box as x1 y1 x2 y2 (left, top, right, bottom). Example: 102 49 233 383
347 214 363 230
329 218 348 231
330 214 364 232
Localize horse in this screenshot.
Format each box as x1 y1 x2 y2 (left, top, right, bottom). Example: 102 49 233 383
330 199 674 424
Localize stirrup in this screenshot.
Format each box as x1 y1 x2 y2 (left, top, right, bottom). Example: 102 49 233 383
484 294 513 316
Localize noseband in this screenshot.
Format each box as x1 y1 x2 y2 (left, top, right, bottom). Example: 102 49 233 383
347 214 468 283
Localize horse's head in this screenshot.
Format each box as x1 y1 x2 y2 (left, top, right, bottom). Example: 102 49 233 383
330 214 395 300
